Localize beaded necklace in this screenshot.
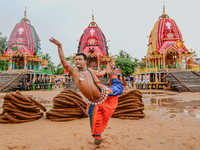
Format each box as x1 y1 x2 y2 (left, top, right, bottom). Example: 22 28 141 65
78 68 87 82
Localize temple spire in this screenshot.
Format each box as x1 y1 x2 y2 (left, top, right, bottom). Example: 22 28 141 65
163 2 165 14
159 2 169 19
24 6 27 18
90 11 96 26
92 13 94 22
20 7 31 24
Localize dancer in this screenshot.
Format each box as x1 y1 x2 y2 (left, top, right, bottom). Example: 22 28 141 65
49 37 123 150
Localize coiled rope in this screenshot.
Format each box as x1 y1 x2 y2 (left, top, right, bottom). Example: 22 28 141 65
0 90 46 123
112 89 145 120
46 89 88 122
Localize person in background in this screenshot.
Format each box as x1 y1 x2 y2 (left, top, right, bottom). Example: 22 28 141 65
59 81 62 88
128 79 132 89
122 76 128 90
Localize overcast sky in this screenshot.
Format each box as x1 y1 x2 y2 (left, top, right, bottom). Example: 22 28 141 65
1 0 200 66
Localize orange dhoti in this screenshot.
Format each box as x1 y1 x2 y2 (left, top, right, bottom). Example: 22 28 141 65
86 95 118 139
86 68 123 141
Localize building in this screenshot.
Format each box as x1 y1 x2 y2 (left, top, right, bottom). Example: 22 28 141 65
77 14 121 75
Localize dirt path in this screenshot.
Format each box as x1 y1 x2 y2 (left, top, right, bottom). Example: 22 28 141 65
0 89 200 150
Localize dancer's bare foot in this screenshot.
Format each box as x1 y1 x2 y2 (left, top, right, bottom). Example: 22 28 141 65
89 143 103 150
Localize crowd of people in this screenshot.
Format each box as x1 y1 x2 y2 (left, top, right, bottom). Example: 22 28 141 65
54 80 65 88
119 75 134 91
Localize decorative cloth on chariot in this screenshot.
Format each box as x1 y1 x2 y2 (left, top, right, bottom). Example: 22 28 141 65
86 68 123 140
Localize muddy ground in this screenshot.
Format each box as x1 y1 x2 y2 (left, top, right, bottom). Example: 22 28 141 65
0 88 200 150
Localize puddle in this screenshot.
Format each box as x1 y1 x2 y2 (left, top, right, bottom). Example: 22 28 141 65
142 92 177 95
1 92 200 118
142 92 166 94
45 105 53 108
142 92 177 99
143 97 200 118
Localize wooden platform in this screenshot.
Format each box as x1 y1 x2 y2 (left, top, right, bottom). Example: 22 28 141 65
166 71 200 92
0 72 27 92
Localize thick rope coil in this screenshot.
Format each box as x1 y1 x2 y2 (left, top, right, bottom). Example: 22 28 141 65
0 91 46 124
46 89 88 122
112 89 145 120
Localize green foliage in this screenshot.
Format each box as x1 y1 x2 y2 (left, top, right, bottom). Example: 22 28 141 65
54 56 74 75
43 66 50 69
118 50 132 60
133 58 139 62
0 32 7 55
116 50 145 76
55 63 64 75
115 57 137 76
139 59 146 69
41 53 55 72
0 32 8 71
0 60 4 71
0 60 8 71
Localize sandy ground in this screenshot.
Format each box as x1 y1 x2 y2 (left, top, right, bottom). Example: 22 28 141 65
0 88 200 150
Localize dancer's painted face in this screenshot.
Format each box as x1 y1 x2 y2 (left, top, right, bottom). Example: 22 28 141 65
75 55 86 68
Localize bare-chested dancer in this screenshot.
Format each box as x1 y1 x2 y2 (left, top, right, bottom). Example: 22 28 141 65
49 37 123 150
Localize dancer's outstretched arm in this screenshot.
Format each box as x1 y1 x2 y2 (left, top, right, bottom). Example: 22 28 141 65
49 37 74 75
94 63 111 77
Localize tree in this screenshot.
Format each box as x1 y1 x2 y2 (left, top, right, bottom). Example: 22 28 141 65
115 57 134 76
0 32 7 55
55 63 64 75
0 32 8 71
118 50 126 58
42 53 51 61
118 50 132 60
138 59 146 69
55 56 75 75
42 53 55 71
132 58 139 62
115 50 146 76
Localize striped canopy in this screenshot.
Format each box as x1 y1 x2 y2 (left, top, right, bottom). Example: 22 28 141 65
77 25 108 57
146 11 188 57
5 21 40 56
